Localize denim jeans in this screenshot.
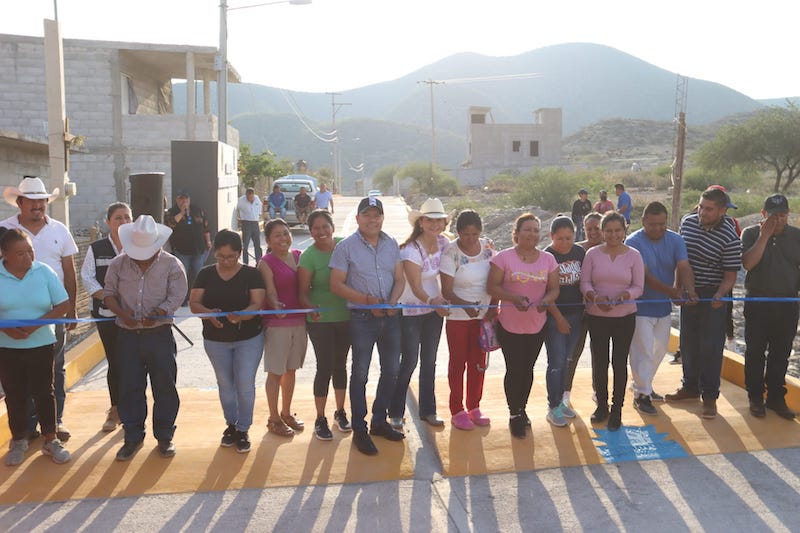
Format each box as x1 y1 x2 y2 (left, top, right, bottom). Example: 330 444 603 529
390 312 444 419
204 332 264 432
240 220 262 265
544 311 584 408
679 287 726 399
117 326 180 443
96 320 122 406
268 206 287 220
744 300 799 403
174 251 208 297
349 311 401 432
28 323 65 431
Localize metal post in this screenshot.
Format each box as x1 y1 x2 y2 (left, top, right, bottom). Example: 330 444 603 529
218 0 228 144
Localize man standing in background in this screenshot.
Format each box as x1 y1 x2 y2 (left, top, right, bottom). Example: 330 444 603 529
615 183 632 226
1 176 77 442
236 187 262 265
315 182 334 214
165 189 211 303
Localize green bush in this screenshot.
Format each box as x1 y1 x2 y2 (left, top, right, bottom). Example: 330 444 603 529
511 168 582 212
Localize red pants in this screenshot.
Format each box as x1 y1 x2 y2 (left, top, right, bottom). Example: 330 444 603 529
446 320 487 415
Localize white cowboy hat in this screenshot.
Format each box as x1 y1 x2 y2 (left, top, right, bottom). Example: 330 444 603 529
118 215 172 261
3 176 60 206
408 197 453 226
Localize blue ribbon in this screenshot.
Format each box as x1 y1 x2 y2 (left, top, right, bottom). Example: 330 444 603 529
1 296 796 329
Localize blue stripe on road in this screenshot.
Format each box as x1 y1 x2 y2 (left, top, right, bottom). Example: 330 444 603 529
592 425 689 463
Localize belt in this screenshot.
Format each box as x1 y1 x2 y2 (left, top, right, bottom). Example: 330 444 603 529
121 324 171 335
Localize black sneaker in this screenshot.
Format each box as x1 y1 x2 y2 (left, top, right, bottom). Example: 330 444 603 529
591 405 609 423
369 422 405 441
115 440 143 462
236 432 251 453
634 394 657 415
314 416 333 441
607 406 622 431
509 415 527 439
765 401 797 420
749 399 766 418
353 430 378 456
334 409 352 432
521 409 532 427
221 424 238 447
158 440 176 458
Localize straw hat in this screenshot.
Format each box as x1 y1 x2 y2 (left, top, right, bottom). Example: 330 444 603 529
3 176 60 206
118 215 172 261
408 198 452 226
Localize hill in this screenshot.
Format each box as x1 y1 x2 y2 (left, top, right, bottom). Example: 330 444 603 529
174 43 771 180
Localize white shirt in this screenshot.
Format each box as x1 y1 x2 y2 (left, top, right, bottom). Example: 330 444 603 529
236 195 262 222
0 214 78 282
80 238 122 296
439 238 495 320
398 235 449 316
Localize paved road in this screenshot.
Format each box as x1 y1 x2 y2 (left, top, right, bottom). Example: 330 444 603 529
1 196 798 532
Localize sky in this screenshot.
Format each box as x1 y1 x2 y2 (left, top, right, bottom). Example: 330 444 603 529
2 0 798 99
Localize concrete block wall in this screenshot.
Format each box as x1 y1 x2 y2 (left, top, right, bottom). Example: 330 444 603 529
0 142 51 220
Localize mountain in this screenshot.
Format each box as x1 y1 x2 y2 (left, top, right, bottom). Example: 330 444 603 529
174 43 768 178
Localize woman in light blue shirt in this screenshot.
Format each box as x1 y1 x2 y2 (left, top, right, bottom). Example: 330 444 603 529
0 228 71 466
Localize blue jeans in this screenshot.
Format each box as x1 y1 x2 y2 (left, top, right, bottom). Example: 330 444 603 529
349 311 401 432
544 312 583 408
268 206 286 220
28 323 66 431
204 332 264 432
390 312 443 418
174 251 208 299
116 326 179 443
240 220 262 265
679 287 726 399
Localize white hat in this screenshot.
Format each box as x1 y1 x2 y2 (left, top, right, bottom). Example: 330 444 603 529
408 198 452 226
118 215 172 261
3 177 60 206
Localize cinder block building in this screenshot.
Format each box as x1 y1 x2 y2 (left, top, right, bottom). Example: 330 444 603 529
0 33 239 228
456 106 562 186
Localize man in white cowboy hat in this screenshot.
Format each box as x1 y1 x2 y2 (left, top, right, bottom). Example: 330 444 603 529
1 176 77 442
102 215 188 461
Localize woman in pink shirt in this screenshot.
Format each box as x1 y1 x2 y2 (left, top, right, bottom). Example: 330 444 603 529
580 212 644 431
487 213 560 439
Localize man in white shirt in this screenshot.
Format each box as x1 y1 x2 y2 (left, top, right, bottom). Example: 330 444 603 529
1 176 78 442
236 188 262 265
315 182 334 214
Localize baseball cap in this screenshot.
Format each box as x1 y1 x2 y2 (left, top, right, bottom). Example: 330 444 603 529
357 196 383 214
764 194 789 215
176 189 190 198
705 185 737 209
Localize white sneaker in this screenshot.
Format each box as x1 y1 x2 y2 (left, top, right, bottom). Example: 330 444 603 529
5 439 28 466
42 438 71 464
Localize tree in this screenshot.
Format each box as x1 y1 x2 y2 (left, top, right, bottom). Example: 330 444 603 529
397 162 459 196
694 104 800 192
238 144 293 189
372 164 399 193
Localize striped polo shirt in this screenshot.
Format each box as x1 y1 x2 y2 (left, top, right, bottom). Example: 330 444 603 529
679 213 741 287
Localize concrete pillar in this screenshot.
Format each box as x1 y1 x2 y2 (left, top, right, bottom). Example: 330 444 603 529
203 77 210 115
43 19 69 227
186 51 196 140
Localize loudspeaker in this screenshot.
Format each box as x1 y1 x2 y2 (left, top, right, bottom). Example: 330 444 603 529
129 173 165 223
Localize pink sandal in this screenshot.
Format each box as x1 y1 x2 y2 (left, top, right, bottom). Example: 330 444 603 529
468 408 491 426
452 410 475 431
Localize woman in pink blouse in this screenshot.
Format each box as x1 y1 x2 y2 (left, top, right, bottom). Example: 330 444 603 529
580 212 644 431
487 213 560 439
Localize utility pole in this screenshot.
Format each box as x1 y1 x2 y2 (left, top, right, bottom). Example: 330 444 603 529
418 79 443 184
327 92 350 194
670 74 689 230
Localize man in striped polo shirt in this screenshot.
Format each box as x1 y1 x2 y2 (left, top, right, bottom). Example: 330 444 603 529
666 188 741 419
